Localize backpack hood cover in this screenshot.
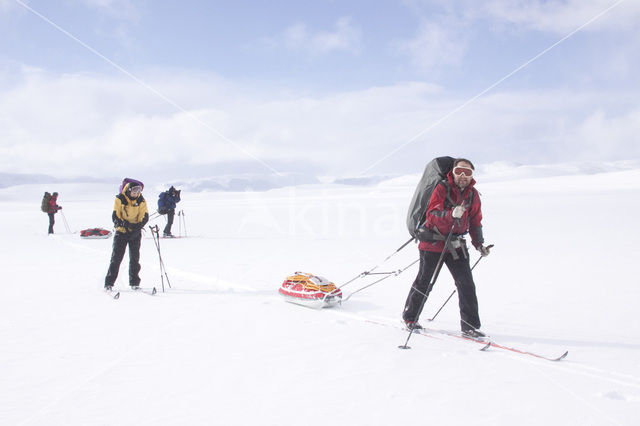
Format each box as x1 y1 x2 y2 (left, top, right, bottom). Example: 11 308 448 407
406 156 455 237
279 272 342 308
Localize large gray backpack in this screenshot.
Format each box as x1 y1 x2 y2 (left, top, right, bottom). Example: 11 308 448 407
406 156 455 238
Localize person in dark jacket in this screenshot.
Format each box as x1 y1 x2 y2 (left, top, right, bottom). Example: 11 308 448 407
402 158 491 338
47 192 62 234
157 186 181 237
105 181 149 290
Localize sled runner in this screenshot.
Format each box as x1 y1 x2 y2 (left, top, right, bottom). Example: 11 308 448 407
80 228 112 239
279 272 342 308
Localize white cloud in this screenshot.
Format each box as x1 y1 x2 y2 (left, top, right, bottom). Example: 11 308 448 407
574 109 640 160
398 0 639 77
75 0 136 14
475 0 640 34
398 18 467 73
0 67 638 179
0 0 16 13
277 17 362 54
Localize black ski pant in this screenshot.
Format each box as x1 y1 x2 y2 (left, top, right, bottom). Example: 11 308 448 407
403 248 481 331
105 231 142 287
163 209 175 234
48 213 55 234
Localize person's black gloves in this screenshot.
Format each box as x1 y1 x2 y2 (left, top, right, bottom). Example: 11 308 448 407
120 220 137 233
129 222 144 233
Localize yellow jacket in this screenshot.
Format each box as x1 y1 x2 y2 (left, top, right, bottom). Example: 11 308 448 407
112 183 149 234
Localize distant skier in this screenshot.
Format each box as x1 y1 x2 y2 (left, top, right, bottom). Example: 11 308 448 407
105 181 149 290
46 192 62 234
157 186 181 237
402 158 491 338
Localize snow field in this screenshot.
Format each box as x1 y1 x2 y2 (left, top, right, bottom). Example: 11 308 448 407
1 170 640 425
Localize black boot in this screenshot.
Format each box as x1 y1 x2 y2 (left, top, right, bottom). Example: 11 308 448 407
462 328 486 338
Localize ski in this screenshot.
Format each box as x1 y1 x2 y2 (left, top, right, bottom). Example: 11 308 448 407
104 288 120 299
422 327 568 361
129 286 157 296
484 341 568 361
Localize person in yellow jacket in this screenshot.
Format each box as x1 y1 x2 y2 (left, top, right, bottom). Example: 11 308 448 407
105 181 149 290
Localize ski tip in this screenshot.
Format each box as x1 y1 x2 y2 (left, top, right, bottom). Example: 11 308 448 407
554 351 569 361
114 292 120 299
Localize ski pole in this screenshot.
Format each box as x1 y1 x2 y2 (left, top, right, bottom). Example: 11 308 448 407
399 228 455 350
178 210 187 237
427 244 494 322
60 211 71 233
181 210 187 237
149 225 164 292
153 225 171 291
149 225 172 292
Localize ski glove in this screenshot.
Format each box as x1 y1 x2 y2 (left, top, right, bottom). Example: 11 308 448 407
121 220 137 233
129 222 144 233
452 204 466 219
478 245 491 257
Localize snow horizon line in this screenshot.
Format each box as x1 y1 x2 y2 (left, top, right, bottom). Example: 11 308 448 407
1 159 638 191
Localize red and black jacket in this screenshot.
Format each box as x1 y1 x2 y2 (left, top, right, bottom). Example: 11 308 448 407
47 196 61 214
418 171 484 253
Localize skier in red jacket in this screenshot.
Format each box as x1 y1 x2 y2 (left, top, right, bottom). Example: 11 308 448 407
403 158 491 337
47 192 62 234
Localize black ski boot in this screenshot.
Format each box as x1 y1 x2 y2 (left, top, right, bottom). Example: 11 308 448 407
462 328 486 339
404 320 423 331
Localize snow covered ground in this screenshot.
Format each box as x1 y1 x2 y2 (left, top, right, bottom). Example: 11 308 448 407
1 167 640 426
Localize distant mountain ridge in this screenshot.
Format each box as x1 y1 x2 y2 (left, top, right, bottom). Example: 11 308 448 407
3 160 638 191
0 173 113 189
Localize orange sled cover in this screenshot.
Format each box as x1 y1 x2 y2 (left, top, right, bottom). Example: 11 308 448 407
279 272 342 308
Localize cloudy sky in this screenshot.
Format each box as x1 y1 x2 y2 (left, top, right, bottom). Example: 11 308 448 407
1 0 639 179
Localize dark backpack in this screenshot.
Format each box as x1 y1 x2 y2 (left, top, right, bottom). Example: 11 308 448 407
406 156 455 238
41 192 52 213
157 192 168 214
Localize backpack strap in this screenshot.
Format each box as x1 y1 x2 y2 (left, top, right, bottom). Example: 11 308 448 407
439 180 456 209
116 193 129 206
446 180 475 209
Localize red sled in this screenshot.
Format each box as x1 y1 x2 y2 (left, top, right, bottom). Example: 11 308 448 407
80 228 112 239
279 272 342 308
